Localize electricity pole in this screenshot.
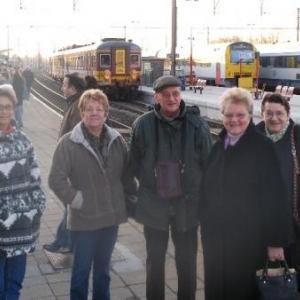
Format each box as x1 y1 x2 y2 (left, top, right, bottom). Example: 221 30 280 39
170 0 177 76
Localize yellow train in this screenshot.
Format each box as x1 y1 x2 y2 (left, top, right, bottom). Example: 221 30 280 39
50 38 142 100
176 42 260 88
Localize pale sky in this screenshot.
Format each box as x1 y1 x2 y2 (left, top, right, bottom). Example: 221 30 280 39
1 0 300 59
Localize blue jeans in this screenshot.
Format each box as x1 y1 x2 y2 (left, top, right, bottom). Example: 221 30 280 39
14 105 23 128
0 254 27 300
70 226 118 300
53 206 72 249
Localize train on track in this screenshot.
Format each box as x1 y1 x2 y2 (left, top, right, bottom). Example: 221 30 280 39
49 38 142 100
176 41 259 88
258 43 300 92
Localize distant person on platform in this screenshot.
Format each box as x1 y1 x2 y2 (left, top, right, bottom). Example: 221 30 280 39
22 67 34 99
12 67 25 128
128 75 212 300
85 75 99 89
43 72 87 254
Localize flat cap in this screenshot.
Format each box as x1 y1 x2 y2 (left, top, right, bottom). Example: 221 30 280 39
153 75 181 92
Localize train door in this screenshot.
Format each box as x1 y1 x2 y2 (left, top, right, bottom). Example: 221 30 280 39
215 62 221 85
112 47 128 76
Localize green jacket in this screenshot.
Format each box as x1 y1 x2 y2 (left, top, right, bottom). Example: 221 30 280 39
129 101 212 231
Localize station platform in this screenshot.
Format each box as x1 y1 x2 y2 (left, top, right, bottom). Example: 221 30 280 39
139 85 300 124
19 97 205 300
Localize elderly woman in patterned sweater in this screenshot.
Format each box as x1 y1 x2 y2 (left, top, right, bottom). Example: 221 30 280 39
0 88 46 299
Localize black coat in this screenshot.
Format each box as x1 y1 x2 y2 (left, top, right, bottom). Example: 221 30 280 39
256 119 297 243
129 101 212 231
12 74 25 105
200 122 290 300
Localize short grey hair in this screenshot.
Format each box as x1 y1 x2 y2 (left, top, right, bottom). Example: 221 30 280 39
220 87 253 114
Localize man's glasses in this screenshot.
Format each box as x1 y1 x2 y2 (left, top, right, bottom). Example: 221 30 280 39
159 91 181 99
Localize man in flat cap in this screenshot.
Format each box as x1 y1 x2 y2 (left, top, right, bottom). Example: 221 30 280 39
128 74 212 300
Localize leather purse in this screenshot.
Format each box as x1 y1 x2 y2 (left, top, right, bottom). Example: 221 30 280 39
153 117 186 200
256 260 300 300
155 161 184 200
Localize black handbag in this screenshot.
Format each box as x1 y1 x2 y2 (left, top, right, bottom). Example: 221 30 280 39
256 260 300 300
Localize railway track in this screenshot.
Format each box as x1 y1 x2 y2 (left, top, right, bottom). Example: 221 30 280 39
31 71 222 140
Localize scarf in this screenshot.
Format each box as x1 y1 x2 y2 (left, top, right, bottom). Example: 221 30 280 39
265 121 289 142
81 123 109 168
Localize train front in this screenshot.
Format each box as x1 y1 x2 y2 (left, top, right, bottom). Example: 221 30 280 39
96 38 142 100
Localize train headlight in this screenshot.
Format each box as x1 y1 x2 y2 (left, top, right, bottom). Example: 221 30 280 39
104 70 111 82
131 70 137 80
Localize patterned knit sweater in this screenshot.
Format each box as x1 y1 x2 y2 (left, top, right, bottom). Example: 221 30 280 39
0 128 46 258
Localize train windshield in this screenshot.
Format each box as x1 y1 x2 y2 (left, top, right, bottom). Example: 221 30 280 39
231 50 255 63
100 54 111 67
130 54 140 67
230 43 255 63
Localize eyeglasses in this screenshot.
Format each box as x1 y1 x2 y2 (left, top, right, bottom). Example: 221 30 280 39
0 104 13 112
160 91 181 99
84 108 105 114
222 113 249 120
263 111 287 119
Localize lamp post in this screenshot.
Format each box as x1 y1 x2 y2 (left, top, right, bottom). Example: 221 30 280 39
170 0 177 76
297 8 300 42
188 28 194 87
7 25 10 62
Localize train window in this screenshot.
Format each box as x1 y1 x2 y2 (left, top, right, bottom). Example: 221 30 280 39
287 56 295 68
78 56 84 69
274 56 284 68
296 56 300 68
130 54 140 67
100 54 110 67
260 57 271 67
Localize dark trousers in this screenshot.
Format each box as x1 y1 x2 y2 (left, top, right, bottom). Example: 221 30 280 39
54 206 72 249
144 219 198 300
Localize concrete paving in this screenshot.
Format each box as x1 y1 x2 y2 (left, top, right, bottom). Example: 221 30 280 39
19 95 207 300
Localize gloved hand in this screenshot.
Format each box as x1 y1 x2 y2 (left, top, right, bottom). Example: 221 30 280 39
125 194 138 218
70 191 83 210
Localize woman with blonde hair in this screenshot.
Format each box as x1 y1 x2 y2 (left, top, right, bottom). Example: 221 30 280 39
48 89 135 300
200 87 290 300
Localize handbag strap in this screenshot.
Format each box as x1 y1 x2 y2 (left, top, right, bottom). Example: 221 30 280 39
263 259 291 277
291 125 300 223
154 116 186 168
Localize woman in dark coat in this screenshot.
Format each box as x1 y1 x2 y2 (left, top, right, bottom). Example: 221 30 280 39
199 87 290 300
256 92 300 289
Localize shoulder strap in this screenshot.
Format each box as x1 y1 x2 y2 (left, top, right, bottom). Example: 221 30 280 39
291 125 300 222
154 117 186 165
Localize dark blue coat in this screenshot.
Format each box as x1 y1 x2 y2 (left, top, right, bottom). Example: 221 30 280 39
200 122 290 300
